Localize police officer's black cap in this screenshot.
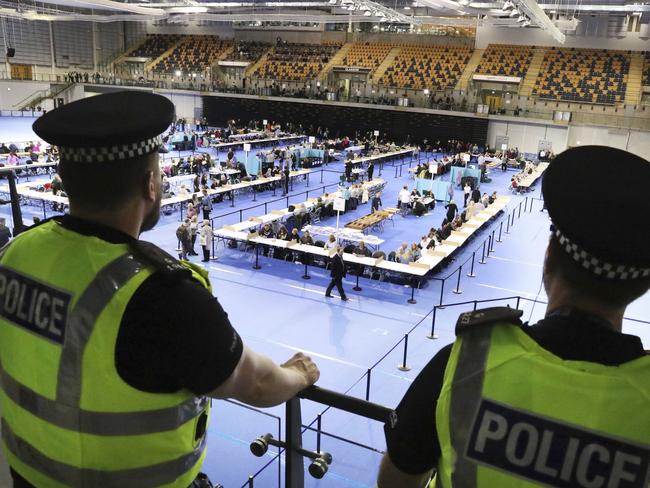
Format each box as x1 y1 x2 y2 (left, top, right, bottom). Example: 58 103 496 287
32 91 174 164
542 145 650 280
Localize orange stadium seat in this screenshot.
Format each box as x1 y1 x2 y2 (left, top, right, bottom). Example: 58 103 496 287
153 35 232 74
341 43 393 69
253 42 341 81
475 44 533 78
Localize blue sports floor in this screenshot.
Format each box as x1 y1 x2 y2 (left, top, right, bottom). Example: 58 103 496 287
0 117 648 488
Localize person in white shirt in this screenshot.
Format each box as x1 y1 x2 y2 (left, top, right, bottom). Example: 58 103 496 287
324 234 337 250
419 235 430 250
398 186 411 216
463 183 471 207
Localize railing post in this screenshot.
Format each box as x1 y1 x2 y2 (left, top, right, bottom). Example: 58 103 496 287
428 306 439 339
496 221 503 243
518 200 522 219
479 239 487 264
397 334 411 371
505 211 511 234
486 234 493 257
239 209 243 222
473 300 478 310
365 368 371 401
253 245 261 270
439 279 445 306
489 230 496 253
516 296 521 310
320 169 323 183
248 475 254 487
285 397 305 488
316 414 322 454
452 265 463 294
467 251 476 278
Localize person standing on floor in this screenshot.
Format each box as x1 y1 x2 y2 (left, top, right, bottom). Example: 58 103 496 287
367 160 374 181
371 192 383 213
283 163 290 195
189 215 199 256
325 246 348 301
463 182 471 207
201 188 212 221
398 186 411 217
176 219 192 260
200 219 214 262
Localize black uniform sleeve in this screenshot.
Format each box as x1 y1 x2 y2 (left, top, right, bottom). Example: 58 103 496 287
384 343 453 475
116 272 243 396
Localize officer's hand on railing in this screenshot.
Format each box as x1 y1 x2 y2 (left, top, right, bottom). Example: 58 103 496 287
281 352 320 388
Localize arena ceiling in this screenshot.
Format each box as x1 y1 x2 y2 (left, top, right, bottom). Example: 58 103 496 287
0 0 647 43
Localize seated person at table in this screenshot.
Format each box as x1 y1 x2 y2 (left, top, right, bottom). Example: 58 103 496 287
409 243 421 262
413 199 426 218
481 192 490 207
324 234 337 250
161 177 172 198
289 227 301 242
300 230 314 245
273 225 290 259
466 200 476 218
294 203 309 229
395 243 409 263
238 161 248 178
488 190 497 204
260 223 275 239
354 241 371 258
452 216 464 230
419 235 431 250
439 222 452 240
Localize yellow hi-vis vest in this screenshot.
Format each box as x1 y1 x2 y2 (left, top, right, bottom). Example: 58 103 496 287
434 319 650 488
0 220 212 488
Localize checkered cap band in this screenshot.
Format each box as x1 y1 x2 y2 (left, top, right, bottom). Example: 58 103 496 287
59 136 162 163
554 229 650 280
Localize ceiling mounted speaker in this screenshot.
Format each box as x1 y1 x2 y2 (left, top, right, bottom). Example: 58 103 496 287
6 48 15 58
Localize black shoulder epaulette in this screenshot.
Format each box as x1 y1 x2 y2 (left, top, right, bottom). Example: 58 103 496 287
455 306 523 336
129 240 192 283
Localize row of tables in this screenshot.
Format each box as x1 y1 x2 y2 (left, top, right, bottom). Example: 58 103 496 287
515 162 549 189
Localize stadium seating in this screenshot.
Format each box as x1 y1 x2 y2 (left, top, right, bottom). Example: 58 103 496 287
532 47 630 105
253 43 340 81
224 41 271 62
381 45 472 90
341 43 393 70
153 36 232 74
127 35 180 59
643 51 650 86
475 44 533 78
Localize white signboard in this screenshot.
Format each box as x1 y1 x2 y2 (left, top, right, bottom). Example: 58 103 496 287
472 74 522 84
429 163 438 174
462 154 471 163
373 130 380 137
308 136 316 143
243 143 251 152
501 143 508 151
263 119 268 125
333 198 346 212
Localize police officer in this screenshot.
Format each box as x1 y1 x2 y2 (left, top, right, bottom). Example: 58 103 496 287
0 92 319 488
378 146 650 488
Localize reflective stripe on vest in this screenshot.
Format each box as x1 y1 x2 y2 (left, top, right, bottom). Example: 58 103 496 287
2 418 207 488
0 363 209 435
449 326 491 488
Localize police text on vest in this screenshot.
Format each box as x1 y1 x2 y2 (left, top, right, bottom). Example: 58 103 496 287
0 266 71 344
466 399 650 488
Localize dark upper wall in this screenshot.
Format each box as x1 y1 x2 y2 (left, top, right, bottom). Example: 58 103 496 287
202 95 488 145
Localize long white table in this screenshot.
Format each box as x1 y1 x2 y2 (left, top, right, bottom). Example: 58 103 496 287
516 162 548 189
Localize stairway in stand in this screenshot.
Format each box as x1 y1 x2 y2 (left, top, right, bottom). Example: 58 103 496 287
519 47 546 97
371 46 402 84
455 48 484 92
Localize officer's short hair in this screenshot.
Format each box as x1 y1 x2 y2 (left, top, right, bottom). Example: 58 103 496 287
59 152 157 212
546 236 650 308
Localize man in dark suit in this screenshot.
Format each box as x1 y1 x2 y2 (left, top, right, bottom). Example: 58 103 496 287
325 246 348 301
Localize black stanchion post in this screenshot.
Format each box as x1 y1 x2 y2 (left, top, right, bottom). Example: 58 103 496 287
253 245 261 270
265 203 268 214
518 201 522 219
353 269 362 291
496 221 503 243
473 300 478 311
439 279 445 306
505 211 511 234
302 261 310 280
248 475 254 487
453 265 463 294
397 334 411 371
479 239 487 264
428 306 439 339
253 187 257 202
516 296 521 310
320 169 323 184
467 251 476 278
230 190 235 208
408 279 418 304
365 369 371 401
486 234 493 256
490 230 496 253
316 414 322 454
